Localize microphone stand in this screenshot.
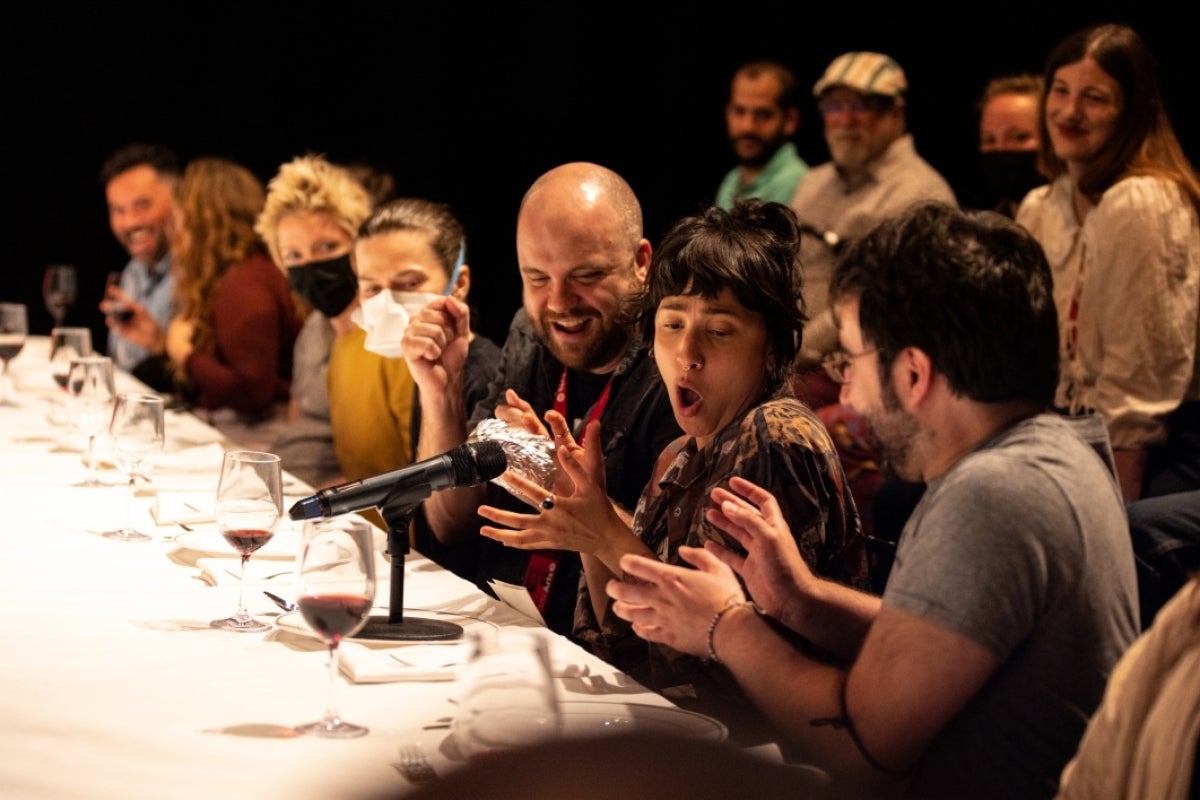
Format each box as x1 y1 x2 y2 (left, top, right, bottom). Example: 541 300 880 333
356 500 464 641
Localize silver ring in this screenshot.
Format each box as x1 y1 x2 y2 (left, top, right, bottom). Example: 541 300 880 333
541 496 556 511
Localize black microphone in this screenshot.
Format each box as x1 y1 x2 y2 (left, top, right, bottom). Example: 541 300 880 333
287 440 508 521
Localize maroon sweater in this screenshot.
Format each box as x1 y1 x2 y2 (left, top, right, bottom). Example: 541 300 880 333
185 252 300 418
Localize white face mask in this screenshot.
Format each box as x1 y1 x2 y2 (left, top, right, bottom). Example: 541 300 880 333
352 290 442 358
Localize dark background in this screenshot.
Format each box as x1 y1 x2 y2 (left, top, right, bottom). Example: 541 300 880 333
10 3 1192 351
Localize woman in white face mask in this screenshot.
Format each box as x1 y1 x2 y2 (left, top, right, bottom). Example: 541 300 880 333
352 198 503 582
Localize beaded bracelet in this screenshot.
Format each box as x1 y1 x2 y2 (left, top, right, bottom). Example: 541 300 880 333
704 596 763 664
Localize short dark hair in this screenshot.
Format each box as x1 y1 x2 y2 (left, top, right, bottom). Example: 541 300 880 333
735 60 801 112
99 142 182 186
631 198 807 388
830 202 1058 404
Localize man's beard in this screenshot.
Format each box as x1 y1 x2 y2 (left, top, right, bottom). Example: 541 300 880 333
735 133 786 169
864 379 921 482
532 307 630 372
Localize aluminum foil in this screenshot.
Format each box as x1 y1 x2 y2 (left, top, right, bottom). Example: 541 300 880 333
467 417 555 497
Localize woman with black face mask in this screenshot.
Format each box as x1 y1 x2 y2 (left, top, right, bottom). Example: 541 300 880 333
255 154 415 491
974 73 1045 218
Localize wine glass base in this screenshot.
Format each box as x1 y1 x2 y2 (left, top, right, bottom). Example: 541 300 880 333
294 719 369 739
101 528 152 542
210 615 272 633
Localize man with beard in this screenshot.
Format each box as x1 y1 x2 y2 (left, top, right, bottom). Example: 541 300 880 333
714 60 809 210
397 162 681 638
789 51 956 555
97 142 181 391
606 203 1139 799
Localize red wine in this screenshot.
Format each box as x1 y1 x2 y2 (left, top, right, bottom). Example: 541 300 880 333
221 528 274 556
53 373 69 389
297 594 372 642
0 343 24 362
107 305 135 324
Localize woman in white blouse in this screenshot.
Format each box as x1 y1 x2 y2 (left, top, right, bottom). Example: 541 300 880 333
1017 23 1200 501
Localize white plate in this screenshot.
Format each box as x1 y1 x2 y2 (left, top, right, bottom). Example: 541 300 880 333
172 526 300 560
557 701 727 742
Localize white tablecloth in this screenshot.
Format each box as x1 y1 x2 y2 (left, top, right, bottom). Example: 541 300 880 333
0 338 679 799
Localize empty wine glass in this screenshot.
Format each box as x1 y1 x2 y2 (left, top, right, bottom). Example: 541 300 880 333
211 450 283 632
49 327 93 390
0 303 28 407
294 516 377 738
65 355 116 486
102 393 165 542
43 264 78 328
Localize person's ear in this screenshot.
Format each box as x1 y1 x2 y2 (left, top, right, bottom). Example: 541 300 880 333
449 264 471 301
633 239 652 284
783 107 800 137
894 346 933 410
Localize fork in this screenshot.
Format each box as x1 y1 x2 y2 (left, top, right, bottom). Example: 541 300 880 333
395 743 438 785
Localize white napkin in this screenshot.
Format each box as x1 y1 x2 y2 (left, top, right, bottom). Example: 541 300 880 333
338 638 590 684
196 557 295 586
154 491 216 525
339 640 471 683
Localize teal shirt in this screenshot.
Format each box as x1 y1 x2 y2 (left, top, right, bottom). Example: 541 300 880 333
715 141 809 210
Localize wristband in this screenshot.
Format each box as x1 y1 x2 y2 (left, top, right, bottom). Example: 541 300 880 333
704 596 763 664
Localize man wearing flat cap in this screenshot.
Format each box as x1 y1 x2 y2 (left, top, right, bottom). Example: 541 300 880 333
789 51 955 553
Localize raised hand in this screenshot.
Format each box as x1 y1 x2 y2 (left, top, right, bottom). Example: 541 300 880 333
399 295 471 398
607 546 745 657
704 475 815 626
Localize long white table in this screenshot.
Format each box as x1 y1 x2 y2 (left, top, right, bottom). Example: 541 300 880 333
0 337 708 799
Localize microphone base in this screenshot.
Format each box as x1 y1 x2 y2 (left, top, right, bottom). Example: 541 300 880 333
357 615 463 641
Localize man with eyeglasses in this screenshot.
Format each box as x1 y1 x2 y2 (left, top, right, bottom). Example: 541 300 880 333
790 51 956 551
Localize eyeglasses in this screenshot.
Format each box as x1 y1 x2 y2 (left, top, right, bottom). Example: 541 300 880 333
822 347 877 384
817 97 893 117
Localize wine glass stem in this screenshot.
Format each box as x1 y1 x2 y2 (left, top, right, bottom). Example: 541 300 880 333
125 474 136 533
325 643 342 724
85 435 96 483
235 556 250 616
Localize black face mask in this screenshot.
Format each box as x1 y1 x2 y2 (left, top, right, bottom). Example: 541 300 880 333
980 150 1043 209
287 253 358 317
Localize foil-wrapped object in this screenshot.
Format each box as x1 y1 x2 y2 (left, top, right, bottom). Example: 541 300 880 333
467 417 555 497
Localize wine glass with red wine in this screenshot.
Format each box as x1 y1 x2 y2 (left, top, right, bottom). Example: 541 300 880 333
0 302 28 407
294 516 377 738
210 450 283 632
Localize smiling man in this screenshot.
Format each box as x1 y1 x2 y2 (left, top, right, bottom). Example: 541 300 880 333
97 142 181 378
397 162 681 637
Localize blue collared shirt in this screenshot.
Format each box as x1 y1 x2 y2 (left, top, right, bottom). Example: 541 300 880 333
109 253 175 370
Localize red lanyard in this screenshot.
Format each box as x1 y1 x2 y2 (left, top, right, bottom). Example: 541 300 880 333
553 366 613 445
525 367 616 615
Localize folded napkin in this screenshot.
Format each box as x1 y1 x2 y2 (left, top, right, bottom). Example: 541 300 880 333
196 557 295 586
339 640 472 683
154 491 216 525
338 637 590 684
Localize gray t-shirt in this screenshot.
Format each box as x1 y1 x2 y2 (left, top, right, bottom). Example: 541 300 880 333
885 414 1139 799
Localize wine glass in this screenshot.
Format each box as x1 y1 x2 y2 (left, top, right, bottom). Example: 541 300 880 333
49 327 93 390
0 302 29 407
64 355 116 486
43 264 78 328
102 393 165 542
294 516 377 738
211 450 283 632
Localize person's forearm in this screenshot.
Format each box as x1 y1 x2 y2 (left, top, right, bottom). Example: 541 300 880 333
715 606 905 794
1113 446 1146 501
776 576 882 661
415 384 478 544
